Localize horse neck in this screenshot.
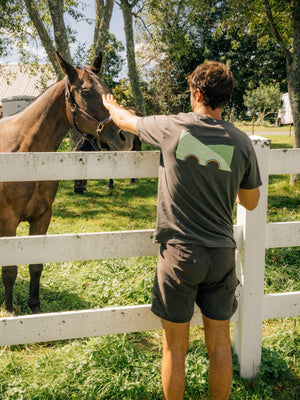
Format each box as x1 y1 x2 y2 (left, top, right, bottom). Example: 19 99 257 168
16 80 70 152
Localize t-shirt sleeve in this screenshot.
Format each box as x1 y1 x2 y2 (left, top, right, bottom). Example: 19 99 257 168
239 145 263 189
136 115 169 149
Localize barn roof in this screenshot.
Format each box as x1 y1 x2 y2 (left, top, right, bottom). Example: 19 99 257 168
0 64 57 106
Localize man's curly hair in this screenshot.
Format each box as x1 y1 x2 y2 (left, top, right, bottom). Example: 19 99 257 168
188 62 235 110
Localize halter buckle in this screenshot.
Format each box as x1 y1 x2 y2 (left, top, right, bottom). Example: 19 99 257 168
97 122 104 135
65 90 70 101
70 103 77 113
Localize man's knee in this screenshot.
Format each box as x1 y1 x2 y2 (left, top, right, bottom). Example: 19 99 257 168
203 315 231 352
162 319 190 354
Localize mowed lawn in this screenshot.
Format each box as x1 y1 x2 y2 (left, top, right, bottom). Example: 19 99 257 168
0 134 299 399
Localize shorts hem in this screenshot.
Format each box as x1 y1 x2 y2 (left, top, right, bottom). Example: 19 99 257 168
200 303 238 321
151 306 192 324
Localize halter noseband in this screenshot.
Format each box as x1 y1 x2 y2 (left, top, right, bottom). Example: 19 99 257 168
65 77 113 151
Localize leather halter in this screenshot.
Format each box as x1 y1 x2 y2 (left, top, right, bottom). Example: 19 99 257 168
64 77 113 151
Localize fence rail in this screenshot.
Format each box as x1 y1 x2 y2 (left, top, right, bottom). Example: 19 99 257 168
0 136 299 378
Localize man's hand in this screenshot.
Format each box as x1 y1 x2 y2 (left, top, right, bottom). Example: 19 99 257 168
102 94 139 135
102 94 122 111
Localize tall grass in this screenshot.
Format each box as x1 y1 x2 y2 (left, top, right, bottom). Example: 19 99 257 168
0 135 299 399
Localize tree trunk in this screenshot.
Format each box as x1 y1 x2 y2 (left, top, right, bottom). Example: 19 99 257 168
94 0 115 55
24 0 62 78
120 0 146 114
48 0 72 63
48 0 80 149
25 0 82 149
289 0 300 183
264 0 300 183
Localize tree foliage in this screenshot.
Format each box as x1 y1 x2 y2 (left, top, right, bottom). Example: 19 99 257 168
220 0 299 183
0 0 123 83
244 82 281 124
136 0 287 116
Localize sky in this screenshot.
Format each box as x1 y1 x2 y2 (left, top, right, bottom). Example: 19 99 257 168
71 1 126 53
0 1 126 64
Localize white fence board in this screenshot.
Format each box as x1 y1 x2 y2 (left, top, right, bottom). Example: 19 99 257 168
0 226 244 266
0 230 157 266
0 151 160 181
269 148 300 174
0 148 299 181
2 290 298 346
262 292 300 319
265 222 300 248
0 305 161 346
0 304 240 346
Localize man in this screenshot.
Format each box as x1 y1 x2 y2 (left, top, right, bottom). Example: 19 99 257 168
102 61 261 400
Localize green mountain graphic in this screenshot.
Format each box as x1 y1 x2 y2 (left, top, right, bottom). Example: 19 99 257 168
176 131 234 172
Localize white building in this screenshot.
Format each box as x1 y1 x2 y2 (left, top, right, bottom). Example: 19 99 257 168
0 64 56 117
276 92 293 126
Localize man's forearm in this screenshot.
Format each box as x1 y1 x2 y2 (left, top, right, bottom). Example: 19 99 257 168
102 94 140 135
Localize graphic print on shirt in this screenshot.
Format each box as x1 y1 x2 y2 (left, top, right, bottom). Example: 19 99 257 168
175 131 234 172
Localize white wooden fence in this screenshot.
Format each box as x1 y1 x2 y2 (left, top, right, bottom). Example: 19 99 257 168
0 136 299 379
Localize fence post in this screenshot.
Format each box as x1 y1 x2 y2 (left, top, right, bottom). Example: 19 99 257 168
233 136 270 378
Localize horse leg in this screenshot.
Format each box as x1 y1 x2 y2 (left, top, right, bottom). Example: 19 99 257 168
28 209 52 313
73 138 93 194
107 179 114 190
2 266 18 313
0 221 18 314
74 179 87 194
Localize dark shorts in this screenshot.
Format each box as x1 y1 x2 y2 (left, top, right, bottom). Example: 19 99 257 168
151 243 239 323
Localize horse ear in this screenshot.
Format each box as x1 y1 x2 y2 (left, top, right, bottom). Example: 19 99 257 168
90 52 103 75
56 51 77 82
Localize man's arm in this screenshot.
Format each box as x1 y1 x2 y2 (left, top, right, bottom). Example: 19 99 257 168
102 94 140 135
236 187 260 211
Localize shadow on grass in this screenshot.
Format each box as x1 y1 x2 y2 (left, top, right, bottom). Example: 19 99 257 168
53 178 158 221
0 274 95 316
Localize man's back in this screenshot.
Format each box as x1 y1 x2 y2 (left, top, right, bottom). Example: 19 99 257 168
137 112 262 247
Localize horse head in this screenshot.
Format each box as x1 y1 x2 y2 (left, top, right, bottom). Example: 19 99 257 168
56 51 135 151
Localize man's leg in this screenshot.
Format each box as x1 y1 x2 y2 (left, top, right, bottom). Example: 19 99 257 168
161 319 190 400
202 315 232 400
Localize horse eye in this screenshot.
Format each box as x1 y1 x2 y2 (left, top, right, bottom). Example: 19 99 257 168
81 90 91 98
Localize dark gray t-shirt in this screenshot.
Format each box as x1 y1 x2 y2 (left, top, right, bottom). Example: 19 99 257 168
137 112 262 247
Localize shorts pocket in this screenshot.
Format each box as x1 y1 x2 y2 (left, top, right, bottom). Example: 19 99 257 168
226 269 239 290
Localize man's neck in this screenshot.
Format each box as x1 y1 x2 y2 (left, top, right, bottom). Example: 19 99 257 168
193 103 223 120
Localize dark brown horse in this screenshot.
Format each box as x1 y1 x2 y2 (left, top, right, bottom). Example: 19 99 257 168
74 106 142 193
0 52 136 314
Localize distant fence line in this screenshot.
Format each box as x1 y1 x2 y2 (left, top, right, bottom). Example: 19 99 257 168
0 136 299 378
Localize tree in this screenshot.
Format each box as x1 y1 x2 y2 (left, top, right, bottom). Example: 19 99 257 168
244 82 281 124
119 0 145 114
0 0 122 147
136 0 208 114
94 0 114 55
0 0 23 57
264 0 300 182
136 0 287 116
24 0 71 79
223 0 299 182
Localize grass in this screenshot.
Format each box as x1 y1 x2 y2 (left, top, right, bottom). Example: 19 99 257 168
0 133 299 399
